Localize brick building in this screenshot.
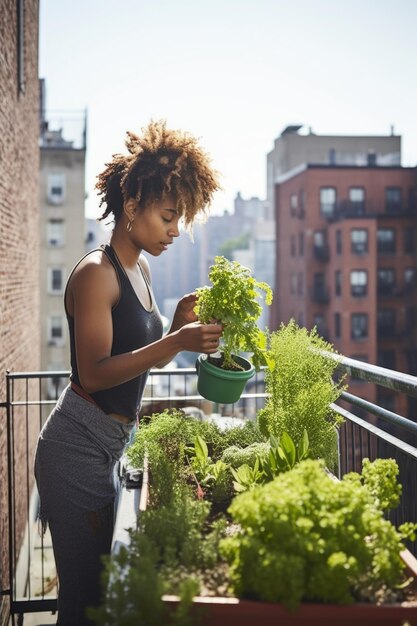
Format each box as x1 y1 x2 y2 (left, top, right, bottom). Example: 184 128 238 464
271 163 417 418
0 1 40 623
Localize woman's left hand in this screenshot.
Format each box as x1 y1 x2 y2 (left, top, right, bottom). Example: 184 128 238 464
172 293 198 327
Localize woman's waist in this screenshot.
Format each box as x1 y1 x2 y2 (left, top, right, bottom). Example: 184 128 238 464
70 382 135 424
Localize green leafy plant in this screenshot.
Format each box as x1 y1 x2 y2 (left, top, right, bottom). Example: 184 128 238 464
221 458 417 610
257 320 346 470
229 431 309 493
185 435 232 503
194 255 273 370
259 430 310 481
230 459 264 493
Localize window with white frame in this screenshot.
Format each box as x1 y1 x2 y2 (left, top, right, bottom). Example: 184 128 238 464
351 229 368 254
47 172 66 205
290 193 298 216
48 315 65 346
349 187 365 213
47 219 65 246
350 270 368 297
48 267 64 294
320 187 336 217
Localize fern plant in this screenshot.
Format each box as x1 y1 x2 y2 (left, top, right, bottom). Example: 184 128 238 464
257 320 346 470
194 255 273 370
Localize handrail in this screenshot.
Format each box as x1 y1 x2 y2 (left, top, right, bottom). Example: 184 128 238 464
324 350 417 397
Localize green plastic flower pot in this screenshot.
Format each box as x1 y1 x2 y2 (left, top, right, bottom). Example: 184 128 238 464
196 353 255 404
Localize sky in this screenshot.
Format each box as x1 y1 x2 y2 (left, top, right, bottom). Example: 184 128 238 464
39 0 417 219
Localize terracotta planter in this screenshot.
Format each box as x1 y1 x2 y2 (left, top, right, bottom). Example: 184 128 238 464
196 353 255 403
163 590 417 625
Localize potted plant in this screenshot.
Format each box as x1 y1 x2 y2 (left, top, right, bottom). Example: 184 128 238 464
90 409 417 626
194 255 273 403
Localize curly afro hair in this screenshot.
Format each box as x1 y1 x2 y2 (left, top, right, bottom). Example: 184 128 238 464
95 120 221 230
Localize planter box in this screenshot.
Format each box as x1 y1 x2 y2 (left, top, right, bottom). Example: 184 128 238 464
113 458 417 626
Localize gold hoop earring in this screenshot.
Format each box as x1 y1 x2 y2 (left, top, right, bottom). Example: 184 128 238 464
127 220 133 233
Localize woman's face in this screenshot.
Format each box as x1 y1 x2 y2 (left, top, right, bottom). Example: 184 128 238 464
132 194 181 256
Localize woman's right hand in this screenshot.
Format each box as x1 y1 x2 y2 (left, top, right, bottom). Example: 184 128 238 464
176 321 223 354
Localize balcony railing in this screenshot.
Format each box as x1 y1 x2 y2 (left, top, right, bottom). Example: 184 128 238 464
2 357 417 623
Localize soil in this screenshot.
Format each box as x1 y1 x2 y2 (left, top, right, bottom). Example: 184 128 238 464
207 353 246 371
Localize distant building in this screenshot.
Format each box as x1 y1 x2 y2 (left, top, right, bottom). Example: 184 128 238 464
266 125 401 220
39 80 87 396
271 160 417 418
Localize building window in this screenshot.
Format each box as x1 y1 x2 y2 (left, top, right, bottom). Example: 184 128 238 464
313 231 329 261
312 272 327 303
335 270 342 296
349 187 365 214
313 314 326 337
48 315 65 346
385 187 402 213
47 219 65 246
48 267 64 294
377 268 395 295
336 229 342 255
405 268 416 290
404 227 416 253
350 270 368 297
377 309 396 336
298 232 304 256
47 172 66 205
291 235 296 256
351 228 368 254
408 187 417 213
378 350 396 370
320 187 336 217
351 313 368 340
334 312 341 339
290 193 298 216
377 228 396 254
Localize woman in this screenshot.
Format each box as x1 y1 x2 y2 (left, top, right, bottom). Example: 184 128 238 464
35 120 223 625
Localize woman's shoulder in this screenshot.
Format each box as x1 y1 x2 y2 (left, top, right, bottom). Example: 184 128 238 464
66 248 120 311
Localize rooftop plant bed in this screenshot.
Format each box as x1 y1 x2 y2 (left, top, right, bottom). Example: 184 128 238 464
90 322 417 625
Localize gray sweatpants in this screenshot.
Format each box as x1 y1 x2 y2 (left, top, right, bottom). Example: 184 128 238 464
35 386 134 625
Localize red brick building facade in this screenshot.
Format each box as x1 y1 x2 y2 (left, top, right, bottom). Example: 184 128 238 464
0 1 40 622
272 164 417 418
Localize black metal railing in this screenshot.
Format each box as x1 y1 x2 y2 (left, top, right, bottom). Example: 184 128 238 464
3 356 417 623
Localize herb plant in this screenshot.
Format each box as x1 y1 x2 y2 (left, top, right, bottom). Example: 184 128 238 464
221 458 417 610
257 320 346 470
194 255 273 370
